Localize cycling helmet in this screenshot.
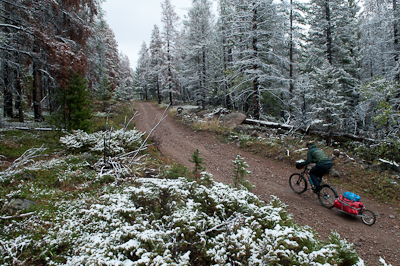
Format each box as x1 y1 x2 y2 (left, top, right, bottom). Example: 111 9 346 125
306 140 314 147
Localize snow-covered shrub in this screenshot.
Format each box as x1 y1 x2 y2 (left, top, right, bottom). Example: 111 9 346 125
2 177 366 265
60 129 145 154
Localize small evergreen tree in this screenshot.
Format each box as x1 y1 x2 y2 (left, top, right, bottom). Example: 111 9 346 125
94 74 113 111
232 155 254 190
189 148 206 180
52 73 92 132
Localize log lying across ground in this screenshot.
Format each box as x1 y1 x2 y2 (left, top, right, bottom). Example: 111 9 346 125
243 118 376 144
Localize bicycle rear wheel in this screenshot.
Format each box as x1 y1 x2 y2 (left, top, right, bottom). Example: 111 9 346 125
360 209 376 226
289 173 307 194
318 184 338 209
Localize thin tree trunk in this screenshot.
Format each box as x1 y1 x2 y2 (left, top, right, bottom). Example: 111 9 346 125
252 2 260 120
325 0 332 65
394 0 399 81
3 63 13 118
33 62 42 122
16 74 24 122
289 0 294 94
202 49 206 110
156 75 162 104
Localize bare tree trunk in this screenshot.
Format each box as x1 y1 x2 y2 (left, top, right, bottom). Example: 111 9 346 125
33 61 42 122
201 49 206 110
252 2 260 120
289 0 294 94
394 0 400 81
325 0 332 65
156 75 162 104
16 74 24 122
3 62 13 118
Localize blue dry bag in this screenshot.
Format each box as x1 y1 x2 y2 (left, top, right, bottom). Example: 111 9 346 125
343 191 361 202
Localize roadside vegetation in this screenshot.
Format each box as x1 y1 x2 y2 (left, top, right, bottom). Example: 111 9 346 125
1 102 391 265
173 106 400 212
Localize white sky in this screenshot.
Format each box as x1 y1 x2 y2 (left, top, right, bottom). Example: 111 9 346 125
102 0 218 69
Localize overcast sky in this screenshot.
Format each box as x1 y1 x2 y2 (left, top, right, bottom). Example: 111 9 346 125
102 0 218 69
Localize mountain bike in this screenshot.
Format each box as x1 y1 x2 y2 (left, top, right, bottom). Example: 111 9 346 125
289 164 338 209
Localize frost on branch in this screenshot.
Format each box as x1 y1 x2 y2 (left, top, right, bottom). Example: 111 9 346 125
29 178 365 265
60 128 147 180
0 145 47 182
60 129 144 154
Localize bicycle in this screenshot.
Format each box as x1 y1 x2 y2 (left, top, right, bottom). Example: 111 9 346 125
289 164 338 209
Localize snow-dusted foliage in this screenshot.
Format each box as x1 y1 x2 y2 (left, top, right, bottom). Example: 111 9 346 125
0 177 367 265
60 129 145 154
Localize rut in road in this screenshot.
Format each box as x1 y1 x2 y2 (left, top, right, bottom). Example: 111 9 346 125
133 101 399 266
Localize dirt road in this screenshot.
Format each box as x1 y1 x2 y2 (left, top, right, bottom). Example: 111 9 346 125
133 101 400 266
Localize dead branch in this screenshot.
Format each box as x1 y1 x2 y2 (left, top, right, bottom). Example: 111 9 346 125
120 112 140 146
0 212 35 220
201 212 244 235
129 104 170 165
1 145 47 174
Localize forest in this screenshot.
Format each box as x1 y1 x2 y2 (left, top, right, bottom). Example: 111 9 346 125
135 0 400 146
0 0 132 130
1 0 400 143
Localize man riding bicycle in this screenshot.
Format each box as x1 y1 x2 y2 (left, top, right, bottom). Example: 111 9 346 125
296 141 332 192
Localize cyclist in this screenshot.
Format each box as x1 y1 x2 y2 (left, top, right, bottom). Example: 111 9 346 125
296 140 332 192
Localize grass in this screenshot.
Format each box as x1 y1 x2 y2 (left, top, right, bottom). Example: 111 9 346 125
0 130 63 159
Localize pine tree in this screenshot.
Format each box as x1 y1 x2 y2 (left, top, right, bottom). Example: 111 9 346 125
232 155 254 190
308 61 347 132
135 42 151 100
52 73 92 132
227 0 285 119
149 24 164 104
161 0 180 105
181 0 215 110
189 148 206 181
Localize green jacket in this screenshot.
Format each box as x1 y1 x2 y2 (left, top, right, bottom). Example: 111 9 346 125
300 144 331 166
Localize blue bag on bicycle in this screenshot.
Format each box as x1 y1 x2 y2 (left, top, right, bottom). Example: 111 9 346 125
343 191 360 201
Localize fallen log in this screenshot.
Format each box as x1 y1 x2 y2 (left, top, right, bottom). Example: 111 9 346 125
243 118 377 144
243 118 294 131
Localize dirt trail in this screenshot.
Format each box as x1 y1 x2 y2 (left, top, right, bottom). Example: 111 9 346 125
133 101 400 266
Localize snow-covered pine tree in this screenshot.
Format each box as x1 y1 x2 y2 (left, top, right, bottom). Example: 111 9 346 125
181 0 215 110
359 0 399 82
226 0 285 120
277 0 309 121
299 0 361 131
135 42 151 100
113 53 134 102
161 0 180 105
308 60 347 133
149 24 165 104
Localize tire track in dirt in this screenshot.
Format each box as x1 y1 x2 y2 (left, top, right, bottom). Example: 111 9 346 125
133 101 400 266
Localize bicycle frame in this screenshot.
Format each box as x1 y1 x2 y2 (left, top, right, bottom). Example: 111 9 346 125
298 165 325 188
290 164 338 209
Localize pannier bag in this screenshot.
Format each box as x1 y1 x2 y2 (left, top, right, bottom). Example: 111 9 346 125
296 159 305 169
343 191 361 201
333 196 364 215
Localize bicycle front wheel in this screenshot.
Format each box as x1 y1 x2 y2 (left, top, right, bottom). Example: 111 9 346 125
289 173 307 194
318 184 338 209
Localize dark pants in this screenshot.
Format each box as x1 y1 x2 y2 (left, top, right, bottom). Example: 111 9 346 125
310 163 332 190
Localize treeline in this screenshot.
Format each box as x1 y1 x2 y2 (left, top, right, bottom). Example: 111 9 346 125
0 0 132 129
135 0 400 143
